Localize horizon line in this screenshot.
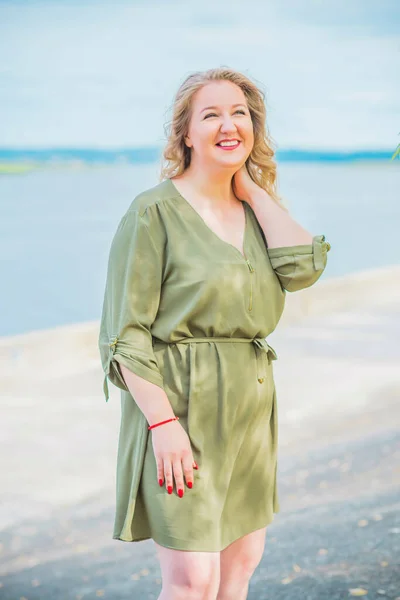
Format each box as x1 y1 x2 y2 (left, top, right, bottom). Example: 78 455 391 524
0 146 396 163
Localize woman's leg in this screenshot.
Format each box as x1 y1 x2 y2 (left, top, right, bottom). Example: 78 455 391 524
154 541 220 600
217 526 267 600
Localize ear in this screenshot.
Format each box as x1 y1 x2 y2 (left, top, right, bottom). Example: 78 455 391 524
184 135 192 148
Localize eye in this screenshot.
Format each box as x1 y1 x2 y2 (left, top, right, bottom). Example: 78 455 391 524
204 109 246 119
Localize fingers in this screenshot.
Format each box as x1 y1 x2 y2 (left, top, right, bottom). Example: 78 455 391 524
163 459 174 495
157 459 165 488
172 458 185 497
182 452 195 490
157 455 198 497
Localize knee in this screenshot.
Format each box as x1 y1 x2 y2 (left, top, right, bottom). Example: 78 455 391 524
164 563 219 600
234 549 263 579
221 547 263 586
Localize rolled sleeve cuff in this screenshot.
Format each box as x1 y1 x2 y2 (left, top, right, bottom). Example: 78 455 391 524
267 234 331 293
102 336 164 402
267 234 331 267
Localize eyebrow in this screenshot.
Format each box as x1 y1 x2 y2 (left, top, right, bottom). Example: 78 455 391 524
200 103 247 113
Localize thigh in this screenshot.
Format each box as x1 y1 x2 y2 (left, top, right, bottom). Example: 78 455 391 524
220 526 267 575
154 541 220 588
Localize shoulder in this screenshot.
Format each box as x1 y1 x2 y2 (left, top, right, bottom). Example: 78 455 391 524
115 179 176 249
126 179 177 219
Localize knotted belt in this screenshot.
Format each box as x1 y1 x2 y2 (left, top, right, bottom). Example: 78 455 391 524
104 335 278 401
170 337 278 384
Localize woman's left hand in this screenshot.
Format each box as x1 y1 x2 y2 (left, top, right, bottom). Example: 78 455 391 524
232 163 265 205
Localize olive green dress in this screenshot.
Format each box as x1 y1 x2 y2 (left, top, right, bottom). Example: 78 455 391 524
98 177 331 551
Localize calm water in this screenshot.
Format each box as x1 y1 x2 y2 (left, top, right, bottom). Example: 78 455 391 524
0 162 398 337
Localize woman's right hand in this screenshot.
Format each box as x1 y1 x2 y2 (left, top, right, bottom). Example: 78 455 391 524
150 420 198 497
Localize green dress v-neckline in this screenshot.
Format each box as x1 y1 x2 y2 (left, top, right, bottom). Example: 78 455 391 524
167 177 249 261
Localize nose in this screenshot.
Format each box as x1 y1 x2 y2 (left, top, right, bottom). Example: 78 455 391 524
220 113 238 133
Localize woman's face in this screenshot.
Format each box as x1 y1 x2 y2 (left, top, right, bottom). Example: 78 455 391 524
184 80 254 171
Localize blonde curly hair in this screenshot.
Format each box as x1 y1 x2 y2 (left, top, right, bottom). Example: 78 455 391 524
159 66 284 206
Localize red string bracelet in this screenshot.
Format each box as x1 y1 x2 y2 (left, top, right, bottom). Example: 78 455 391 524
148 416 180 430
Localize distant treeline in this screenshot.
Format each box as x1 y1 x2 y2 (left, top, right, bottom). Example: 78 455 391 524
0 147 395 164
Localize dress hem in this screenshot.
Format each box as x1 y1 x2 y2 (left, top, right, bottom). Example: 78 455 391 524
112 509 280 552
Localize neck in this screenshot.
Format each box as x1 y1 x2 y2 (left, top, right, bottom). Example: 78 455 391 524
178 163 239 207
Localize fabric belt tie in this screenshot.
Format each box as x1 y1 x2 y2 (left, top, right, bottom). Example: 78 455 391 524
104 336 278 400
172 337 278 384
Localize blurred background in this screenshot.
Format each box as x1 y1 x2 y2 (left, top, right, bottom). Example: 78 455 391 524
0 1 399 599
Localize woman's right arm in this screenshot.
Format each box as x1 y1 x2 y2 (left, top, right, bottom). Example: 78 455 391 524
98 205 197 497
120 366 197 497
120 365 176 426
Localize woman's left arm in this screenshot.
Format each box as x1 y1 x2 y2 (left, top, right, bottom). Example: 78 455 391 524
233 165 331 292
248 187 313 248
233 163 314 247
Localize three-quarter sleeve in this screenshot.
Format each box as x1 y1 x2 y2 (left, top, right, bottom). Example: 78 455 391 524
267 234 331 292
98 208 165 402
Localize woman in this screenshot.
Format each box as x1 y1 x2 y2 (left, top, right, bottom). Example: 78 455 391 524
98 67 331 600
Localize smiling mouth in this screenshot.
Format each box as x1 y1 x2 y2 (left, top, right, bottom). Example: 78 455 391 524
216 141 241 149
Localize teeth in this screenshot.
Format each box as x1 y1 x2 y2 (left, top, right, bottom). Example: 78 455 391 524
218 140 239 147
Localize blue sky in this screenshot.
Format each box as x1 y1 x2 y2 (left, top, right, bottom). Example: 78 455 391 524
0 0 399 150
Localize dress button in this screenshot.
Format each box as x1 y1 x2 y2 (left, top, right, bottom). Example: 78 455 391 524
258 378 264 384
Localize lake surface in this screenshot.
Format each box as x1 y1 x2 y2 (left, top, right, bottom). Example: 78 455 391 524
0 161 398 337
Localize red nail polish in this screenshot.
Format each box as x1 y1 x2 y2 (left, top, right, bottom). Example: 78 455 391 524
194 462 199 469
187 481 193 489
178 489 184 498
167 485 173 494
158 478 163 486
